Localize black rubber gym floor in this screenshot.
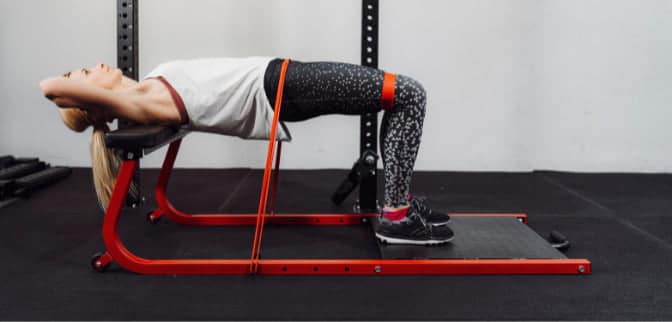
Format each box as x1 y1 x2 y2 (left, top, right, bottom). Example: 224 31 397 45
0 168 670 320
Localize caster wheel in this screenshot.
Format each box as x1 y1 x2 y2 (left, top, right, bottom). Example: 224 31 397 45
91 252 110 273
146 211 162 224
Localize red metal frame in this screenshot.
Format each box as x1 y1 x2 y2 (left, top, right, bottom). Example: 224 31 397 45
94 58 591 275
94 140 591 275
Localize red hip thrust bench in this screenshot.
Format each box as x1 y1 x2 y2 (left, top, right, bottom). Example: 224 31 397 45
93 59 591 275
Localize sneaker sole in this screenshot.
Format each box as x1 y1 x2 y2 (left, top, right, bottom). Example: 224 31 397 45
375 232 454 245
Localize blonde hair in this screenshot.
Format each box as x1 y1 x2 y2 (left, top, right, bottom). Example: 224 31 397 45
58 108 138 210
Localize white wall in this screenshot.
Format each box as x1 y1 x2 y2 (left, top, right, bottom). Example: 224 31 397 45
1 0 671 172
0 0 116 167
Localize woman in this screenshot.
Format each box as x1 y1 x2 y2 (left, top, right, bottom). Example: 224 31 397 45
39 57 454 245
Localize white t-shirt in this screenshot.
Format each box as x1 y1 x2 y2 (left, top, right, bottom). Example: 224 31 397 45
144 57 291 141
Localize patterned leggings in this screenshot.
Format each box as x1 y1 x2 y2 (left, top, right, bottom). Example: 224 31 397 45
264 59 426 207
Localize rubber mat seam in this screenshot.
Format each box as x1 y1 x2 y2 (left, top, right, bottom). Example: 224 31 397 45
216 169 254 212
537 172 672 252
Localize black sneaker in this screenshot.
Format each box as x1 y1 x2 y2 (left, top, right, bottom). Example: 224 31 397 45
409 195 451 226
375 212 454 245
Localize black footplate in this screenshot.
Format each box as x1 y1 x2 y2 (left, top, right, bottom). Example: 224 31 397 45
376 216 567 260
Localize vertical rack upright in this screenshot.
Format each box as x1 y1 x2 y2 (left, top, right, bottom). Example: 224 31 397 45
359 0 380 212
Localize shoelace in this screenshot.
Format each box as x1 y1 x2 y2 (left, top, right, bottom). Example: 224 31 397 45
410 196 432 215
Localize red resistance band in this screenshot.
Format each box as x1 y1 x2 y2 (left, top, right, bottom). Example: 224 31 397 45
381 72 396 110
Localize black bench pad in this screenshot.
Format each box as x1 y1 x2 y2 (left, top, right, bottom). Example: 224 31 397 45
105 125 182 150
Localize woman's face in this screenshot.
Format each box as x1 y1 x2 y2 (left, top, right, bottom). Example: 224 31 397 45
65 63 123 89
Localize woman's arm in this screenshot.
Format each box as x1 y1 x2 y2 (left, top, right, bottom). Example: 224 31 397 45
39 77 153 123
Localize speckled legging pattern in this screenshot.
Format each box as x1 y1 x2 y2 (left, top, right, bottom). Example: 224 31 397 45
265 60 426 207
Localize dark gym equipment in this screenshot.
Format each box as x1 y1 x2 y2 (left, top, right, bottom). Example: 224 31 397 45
0 180 14 200
0 155 15 169
13 166 72 198
0 156 39 169
0 161 47 180
0 155 72 207
331 150 378 206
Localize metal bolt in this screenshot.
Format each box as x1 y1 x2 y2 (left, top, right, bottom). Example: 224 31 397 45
578 265 585 273
365 155 375 165
374 265 382 273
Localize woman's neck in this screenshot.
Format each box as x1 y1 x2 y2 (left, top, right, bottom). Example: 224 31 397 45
111 76 156 98
120 76 139 89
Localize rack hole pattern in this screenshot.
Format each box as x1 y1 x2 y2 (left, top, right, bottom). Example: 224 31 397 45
358 0 379 211
117 0 138 78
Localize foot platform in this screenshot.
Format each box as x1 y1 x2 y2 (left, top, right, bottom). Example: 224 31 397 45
96 210 591 275
375 215 566 260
